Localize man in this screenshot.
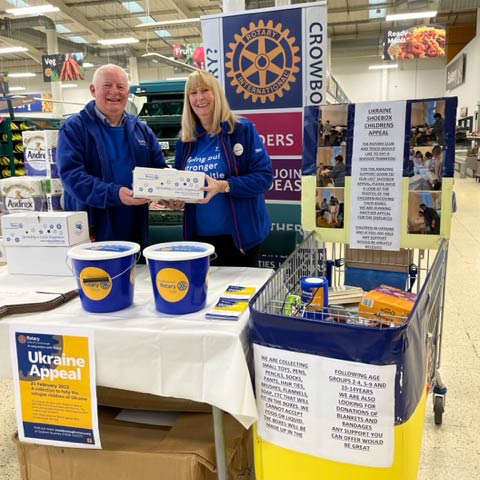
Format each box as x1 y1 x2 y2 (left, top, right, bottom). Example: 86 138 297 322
323 119 332 145
419 203 440 234
429 112 445 145
322 154 346 187
57 64 166 248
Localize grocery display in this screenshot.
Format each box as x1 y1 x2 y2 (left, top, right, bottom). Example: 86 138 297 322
0 117 61 178
130 79 185 165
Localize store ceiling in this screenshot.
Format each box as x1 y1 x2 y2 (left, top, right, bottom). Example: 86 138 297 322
0 0 477 74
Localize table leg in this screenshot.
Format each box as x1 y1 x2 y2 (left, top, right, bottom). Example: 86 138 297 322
212 406 228 480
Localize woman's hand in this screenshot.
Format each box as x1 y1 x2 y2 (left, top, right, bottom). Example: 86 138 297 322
197 174 229 204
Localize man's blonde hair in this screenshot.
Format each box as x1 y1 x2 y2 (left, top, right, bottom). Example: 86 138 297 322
180 70 237 142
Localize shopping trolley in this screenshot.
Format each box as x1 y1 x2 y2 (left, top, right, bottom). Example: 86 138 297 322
249 231 448 480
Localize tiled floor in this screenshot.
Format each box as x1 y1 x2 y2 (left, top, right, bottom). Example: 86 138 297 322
417 174 480 479
0 175 479 479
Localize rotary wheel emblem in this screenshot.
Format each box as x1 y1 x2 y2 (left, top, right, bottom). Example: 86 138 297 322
225 19 301 104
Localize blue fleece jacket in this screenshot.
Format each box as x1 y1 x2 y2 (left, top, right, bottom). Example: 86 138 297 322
175 118 273 252
57 100 166 246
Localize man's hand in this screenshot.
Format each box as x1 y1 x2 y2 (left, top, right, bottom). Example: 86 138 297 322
119 187 149 205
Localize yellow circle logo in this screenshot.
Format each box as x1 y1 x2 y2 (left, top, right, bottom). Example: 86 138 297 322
156 268 189 302
225 19 301 104
80 267 112 300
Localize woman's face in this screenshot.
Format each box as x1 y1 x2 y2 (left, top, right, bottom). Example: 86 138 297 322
188 84 215 125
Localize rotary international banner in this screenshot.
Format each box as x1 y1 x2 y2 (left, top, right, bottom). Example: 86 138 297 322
201 2 327 237
10 325 100 448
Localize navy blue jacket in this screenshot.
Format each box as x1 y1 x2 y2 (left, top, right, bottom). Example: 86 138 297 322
57 100 166 246
175 118 273 252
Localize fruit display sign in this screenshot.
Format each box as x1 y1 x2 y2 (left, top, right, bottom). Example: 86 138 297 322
172 43 205 72
42 53 85 82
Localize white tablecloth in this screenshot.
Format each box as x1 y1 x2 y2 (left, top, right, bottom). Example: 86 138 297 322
0 265 273 428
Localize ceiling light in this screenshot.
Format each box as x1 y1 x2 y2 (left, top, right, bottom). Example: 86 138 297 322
8 72 37 78
136 18 201 28
8 86 26 91
0 46 28 54
386 11 437 21
368 64 398 70
61 83 78 89
6 4 60 16
97 37 139 46
141 52 199 72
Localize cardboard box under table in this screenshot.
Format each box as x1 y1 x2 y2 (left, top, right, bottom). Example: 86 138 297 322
14 407 252 480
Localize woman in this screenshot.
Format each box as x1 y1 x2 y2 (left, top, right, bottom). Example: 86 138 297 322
173 70 273 267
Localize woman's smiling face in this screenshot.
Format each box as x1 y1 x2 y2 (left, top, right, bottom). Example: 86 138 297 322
188 84 215 127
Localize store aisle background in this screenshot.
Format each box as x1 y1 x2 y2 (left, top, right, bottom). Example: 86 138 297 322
0 175 479 479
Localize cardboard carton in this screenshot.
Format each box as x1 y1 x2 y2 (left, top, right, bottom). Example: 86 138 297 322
133 167 205 203
15 407 253 480
358 284 417 325
3 243 87 276
1 211 89 246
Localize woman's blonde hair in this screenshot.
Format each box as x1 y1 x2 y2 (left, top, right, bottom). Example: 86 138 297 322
180 70 237 142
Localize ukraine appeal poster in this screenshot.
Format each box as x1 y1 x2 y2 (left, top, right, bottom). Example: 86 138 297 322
10 325 100 448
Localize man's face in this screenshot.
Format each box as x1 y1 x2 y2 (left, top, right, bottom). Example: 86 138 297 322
90 67 129 123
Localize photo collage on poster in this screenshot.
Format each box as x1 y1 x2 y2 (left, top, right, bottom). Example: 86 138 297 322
407 100 445 235
315 105 348 229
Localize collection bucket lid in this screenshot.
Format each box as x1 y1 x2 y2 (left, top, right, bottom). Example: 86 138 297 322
68 241 140 260
302 276 327 286
143 241 215 261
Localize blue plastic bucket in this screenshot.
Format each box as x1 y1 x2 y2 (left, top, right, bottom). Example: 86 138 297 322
143 241 215 314
67 241 140 313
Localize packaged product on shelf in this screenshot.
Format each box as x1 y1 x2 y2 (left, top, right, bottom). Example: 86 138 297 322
43 177 64 211
0 176 47 217
44 129 59 177
358 284 417 326
22 130 59 177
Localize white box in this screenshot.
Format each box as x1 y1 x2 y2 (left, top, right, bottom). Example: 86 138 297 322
133 167 205 203
4 242 87 276
1 211 89 247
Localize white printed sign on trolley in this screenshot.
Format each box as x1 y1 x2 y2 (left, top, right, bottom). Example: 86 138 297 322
253 344 396 467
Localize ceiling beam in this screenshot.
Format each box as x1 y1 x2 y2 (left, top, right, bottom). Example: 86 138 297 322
48 0 107 39
159 0 203 36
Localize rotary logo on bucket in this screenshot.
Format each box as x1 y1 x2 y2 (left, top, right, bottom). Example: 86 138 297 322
156 268 189 302
79 267 112 300
143 241 215 315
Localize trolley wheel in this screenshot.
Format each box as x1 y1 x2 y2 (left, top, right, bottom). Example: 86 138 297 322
433 394 445 425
